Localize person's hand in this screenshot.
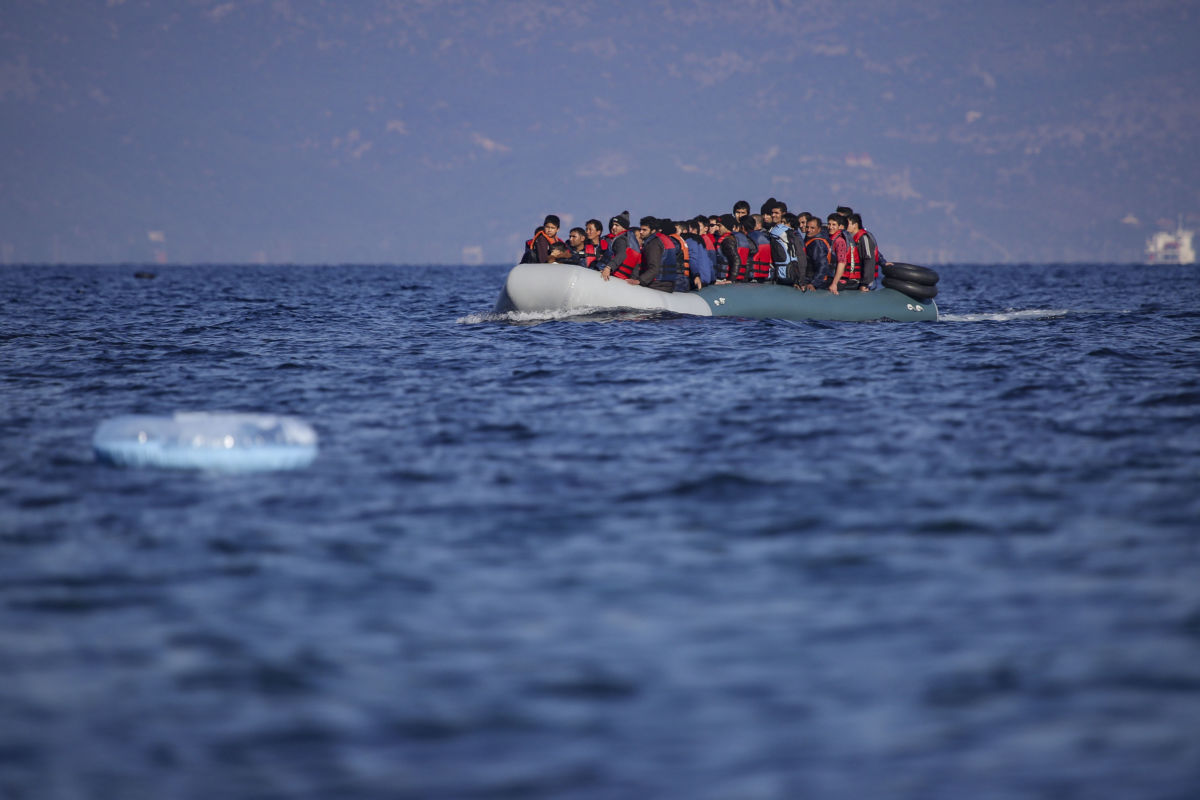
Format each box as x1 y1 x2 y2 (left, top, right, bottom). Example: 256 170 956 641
829 284 839 295
600 267 611 281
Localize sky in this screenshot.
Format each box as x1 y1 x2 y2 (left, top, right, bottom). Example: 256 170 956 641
1 0 1198 265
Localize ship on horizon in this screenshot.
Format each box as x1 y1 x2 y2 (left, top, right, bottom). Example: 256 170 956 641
1146 217 1195 264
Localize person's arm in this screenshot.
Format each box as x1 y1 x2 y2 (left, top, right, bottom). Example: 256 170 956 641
534 234 551 263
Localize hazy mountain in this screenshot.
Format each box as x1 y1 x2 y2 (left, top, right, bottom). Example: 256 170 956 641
2 0 1197 264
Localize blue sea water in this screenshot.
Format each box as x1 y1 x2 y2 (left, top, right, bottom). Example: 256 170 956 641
1 263 1199 799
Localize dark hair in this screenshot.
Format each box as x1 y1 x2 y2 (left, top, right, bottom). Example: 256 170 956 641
827 213 847 227
549 242 569 254
846 213 863 228
718 213 736 231
660 220 677 235
569 227 585 237
586 218 603 231
733 200 750 214
639 215 658 230
760 197 777 216
783 213 799 227
544 214 561 227
836 206 853 216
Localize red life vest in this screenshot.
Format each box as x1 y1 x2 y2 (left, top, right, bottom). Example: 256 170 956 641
842 231 864 283
582 241 600 268
733 232 753 282
749 232 772 281
604 230 642 279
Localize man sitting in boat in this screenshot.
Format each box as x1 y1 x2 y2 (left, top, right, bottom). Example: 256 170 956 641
626 217 679 293
800 216 837 294
845 213 886 291
520 215 563 263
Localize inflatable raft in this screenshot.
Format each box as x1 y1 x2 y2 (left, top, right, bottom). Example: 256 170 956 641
93 412 318 472
495 263 938 322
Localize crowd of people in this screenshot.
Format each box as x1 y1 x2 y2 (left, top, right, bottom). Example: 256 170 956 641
519 198 890 295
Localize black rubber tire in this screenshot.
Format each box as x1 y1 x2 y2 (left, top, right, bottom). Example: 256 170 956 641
883 277 938 301
883 262 939 286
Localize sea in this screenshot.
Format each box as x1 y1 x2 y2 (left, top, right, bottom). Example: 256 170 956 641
1 263 1198 799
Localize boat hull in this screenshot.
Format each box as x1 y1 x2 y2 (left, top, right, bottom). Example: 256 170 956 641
495 264 937 322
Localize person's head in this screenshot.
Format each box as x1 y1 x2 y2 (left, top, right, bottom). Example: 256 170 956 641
568 227 585 248
746 214 762 232
718 213 736 234
732 200 750 218
638 216 659 242
609 210 630 233
845 213 863 232
547 242 570 262
783 212 799 229
827 213 846 232
836 205 854 217
543 214 561 238
806 218 822 236
708 215 721 230
585 219 603 241
694 216 709 235
660 220 677 236
760 198 777 217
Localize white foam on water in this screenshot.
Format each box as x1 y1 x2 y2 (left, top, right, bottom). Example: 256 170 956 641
939 308 1072 323
458 306 625 324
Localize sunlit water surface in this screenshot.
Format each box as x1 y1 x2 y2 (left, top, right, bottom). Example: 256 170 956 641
2 263 1199 799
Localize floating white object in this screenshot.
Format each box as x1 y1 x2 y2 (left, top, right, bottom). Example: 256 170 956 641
93 412 318 472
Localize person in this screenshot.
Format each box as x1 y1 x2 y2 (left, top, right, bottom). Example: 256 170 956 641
783 212 808 284
523 214 563 263
598 212 642 281
801 216 837 293
627 216 677 292
845 213 885 290
546 242 573 263
767 211 799 285
825 213 850 290
663 220 696 292
761 198 786 227
583 219 604 269
732 216 754 282
566 227 588 266
680 219 711 289
520 226 543 263
692 217 718 286
713 214 740 284
732 200 751 221
745 214 772 282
